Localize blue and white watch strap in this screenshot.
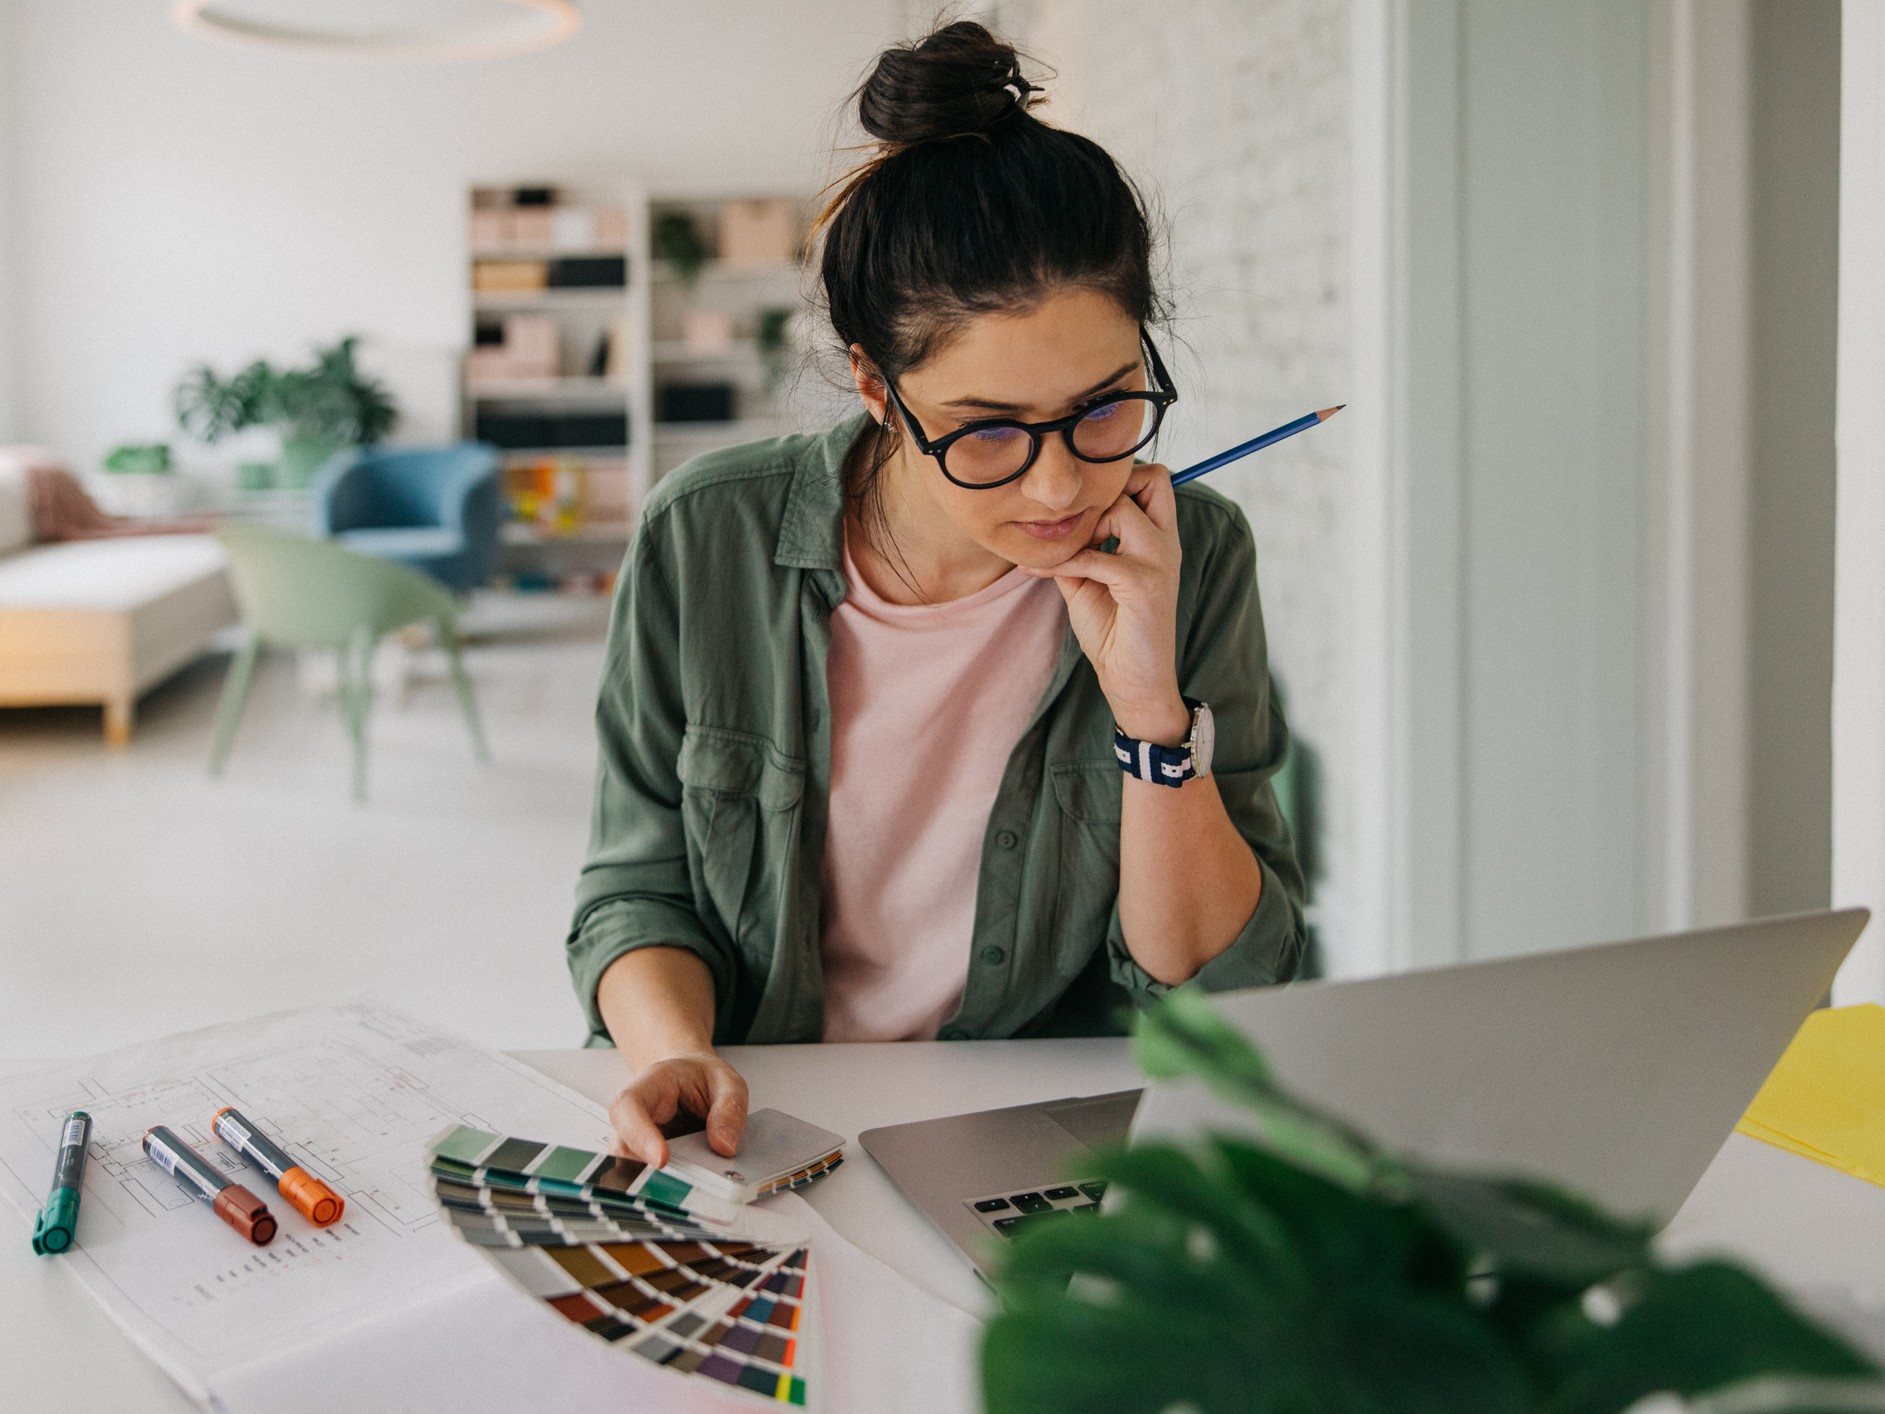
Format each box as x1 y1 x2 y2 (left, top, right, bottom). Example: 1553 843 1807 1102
1114 698 1203 788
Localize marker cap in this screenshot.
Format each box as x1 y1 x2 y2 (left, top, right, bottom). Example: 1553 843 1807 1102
31 1190 80 1255
279 1166 343 1227
212 1184 278 1245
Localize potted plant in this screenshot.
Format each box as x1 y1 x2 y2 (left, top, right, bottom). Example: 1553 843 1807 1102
174 336 398 489
983 989 1884 1414
653 210 709 286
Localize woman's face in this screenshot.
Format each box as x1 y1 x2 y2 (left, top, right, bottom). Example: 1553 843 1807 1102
855 287 1151 573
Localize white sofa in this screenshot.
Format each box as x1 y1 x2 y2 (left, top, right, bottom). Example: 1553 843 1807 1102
0 463 236 745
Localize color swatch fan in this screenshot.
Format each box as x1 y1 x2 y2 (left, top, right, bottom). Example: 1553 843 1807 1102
430 1120 843 1408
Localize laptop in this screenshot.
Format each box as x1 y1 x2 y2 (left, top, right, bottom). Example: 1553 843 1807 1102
859 909 1869 1280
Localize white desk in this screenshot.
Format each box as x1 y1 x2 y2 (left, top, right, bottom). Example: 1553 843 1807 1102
5 1040 1884 1412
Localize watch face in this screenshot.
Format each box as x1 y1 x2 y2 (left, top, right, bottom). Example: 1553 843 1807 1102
1192 702 1215 778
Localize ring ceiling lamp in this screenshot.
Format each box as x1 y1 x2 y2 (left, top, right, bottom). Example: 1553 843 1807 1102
171 0 581 63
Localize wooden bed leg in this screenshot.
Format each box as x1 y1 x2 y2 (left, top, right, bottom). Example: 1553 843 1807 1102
104 696 134 748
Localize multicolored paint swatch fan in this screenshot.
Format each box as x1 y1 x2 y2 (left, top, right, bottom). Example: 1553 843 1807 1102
431 1125 835 1407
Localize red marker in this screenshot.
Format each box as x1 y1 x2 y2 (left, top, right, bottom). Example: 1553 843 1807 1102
143 1126 276 1245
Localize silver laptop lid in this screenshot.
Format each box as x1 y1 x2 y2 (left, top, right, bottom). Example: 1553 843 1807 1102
1128 909 1868 1224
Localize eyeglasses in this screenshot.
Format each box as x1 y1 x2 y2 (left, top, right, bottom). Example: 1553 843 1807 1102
882 331 1179 490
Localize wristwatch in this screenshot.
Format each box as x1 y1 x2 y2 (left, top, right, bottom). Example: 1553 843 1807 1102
1114 698 1214 787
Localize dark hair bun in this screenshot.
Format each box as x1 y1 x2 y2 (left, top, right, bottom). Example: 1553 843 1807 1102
857 20 1040 147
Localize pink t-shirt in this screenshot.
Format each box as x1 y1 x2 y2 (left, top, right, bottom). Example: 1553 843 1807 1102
820 538 1068 1042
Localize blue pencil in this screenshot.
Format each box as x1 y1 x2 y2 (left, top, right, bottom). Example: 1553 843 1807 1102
1170 405 1344 486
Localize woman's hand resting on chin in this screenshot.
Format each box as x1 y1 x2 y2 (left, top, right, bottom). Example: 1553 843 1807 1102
1022 462 1190 745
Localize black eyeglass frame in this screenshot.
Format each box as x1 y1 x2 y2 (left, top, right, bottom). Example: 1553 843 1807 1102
881 330 1179 491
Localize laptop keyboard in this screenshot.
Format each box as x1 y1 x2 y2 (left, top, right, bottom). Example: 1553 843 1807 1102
964 1180 1108 1237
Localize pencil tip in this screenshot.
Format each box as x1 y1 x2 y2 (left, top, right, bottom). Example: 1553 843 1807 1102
1318 404 1345 419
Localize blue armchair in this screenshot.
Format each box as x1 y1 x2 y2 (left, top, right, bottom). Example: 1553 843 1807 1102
313 444 502 593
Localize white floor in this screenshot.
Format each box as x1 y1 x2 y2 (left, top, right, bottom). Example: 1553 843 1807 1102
0 593 617 1060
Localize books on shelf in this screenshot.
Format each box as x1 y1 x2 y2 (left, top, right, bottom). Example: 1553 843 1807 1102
472 203 628 256
474 259 549 292
475 407 629 451
467 313 559 382
501 455 632 537
657 383 736 423
719 198 799 267
547 256 626 288
473 258 626 293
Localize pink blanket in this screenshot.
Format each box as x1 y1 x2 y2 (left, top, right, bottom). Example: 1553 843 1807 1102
7 448 216 541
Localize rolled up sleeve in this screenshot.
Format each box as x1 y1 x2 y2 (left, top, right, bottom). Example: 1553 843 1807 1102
1104 495 1307 1003
567 518 739 1045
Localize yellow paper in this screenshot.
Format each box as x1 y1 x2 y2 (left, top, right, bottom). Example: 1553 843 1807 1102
1735 1003 1885 1188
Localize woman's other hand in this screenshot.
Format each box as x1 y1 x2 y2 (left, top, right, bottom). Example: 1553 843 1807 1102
1023 461 1189 744
607 1051 749 1168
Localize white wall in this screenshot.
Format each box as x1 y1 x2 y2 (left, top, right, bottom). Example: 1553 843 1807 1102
2 0 904 468
0 0 21 442
1000 0 1360 970
1832 0 1885 1007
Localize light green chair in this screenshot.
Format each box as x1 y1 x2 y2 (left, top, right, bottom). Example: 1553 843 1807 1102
209 522 488 801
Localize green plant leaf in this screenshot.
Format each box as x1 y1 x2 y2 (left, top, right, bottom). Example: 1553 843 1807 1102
988 1176 1538 1414
1688 1373 1885 1413
1132 990 1385 1194
1133 986 1277 1091
1321 1285 1540 1414
1542 1261 1879 1414
987 997 1879 1414
1085 1142 1310 1296
1209 1136 1447 1293
1406 1166 1653 1288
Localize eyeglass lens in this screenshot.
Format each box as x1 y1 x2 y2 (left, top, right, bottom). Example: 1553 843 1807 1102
946 396 1159 486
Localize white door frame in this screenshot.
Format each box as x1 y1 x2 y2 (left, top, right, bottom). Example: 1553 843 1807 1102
1348 0 1752 972
1832 0 1885 1006
1348 0 1466 977
1642 0 1753 934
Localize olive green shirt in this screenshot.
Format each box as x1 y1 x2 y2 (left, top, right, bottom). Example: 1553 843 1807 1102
567 415 1305 1046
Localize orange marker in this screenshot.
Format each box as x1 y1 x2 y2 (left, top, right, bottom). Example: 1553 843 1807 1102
212 1108 344 1227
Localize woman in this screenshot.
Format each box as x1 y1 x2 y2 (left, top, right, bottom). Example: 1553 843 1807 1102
567 20 1305 1166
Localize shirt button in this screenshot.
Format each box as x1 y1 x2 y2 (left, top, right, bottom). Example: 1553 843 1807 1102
995 830 1019 849
980 945 1006 966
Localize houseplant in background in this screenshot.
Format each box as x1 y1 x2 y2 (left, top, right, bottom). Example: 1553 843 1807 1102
174 336 398 489
652 210 709 287
982 989 1884 1414
102 442 172 476
96 441 176 517
757 305 794 397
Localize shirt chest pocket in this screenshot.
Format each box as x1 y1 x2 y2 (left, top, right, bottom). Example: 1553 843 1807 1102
1048 761 1123 964
676 727 806 957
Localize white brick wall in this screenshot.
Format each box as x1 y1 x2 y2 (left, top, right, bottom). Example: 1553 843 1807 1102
1000 0 1354 954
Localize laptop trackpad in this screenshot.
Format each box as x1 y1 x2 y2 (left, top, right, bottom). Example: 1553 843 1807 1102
1038 1089 1143 1151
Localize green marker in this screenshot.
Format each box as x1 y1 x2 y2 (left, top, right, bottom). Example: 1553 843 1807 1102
31 1111 90 1255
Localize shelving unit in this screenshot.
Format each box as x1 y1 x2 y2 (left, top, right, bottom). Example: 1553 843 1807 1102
461 183 822 590
643 192 808 485
463 181 649 588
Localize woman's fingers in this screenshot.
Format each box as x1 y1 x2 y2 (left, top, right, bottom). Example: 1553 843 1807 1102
1130 462 1179 531
607 1055 750 1166
1107 475 1178 557
704 1064 750 1158
609 1079 674 1168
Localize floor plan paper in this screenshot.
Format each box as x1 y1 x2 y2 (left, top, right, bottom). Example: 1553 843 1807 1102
0 1004 616 1409
208 1189 977 1414
212 1263 754 1414
767 1192 983 1414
